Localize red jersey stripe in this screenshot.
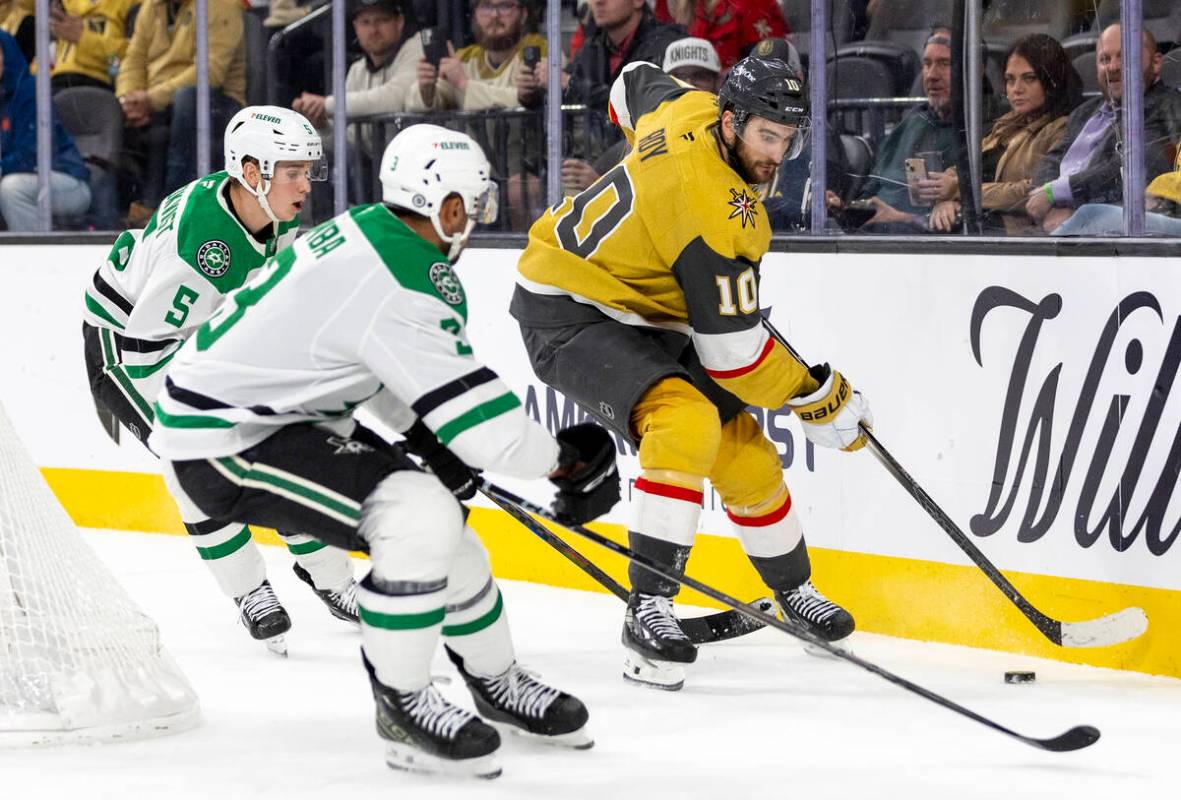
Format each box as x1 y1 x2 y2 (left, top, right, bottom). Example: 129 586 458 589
704 336 775 380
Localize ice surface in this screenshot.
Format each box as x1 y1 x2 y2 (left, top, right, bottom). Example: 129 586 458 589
1 530 1176 800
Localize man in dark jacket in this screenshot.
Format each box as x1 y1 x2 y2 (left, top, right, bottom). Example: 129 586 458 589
1029 23 1181 233
517 0 684 113
0 30 92 230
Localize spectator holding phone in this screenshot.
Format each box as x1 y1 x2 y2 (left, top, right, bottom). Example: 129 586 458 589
928 33 1081 235
850 27 961 233
407 0 545 111
293 0 421 129
48 0 140 92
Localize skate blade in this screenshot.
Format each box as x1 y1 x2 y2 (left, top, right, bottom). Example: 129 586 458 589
492 720 595 750
803 636 851 659
622 651 685 691
264 635 288 657
384 743 501 779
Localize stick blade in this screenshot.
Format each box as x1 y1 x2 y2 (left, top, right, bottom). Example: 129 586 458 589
1028 725 1101 752
1060 607 1148 648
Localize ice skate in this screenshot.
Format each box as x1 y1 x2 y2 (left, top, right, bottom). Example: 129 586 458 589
446 646 593 749
367 660 501 779
292 562 359 626
622 593 697 691
235 579 291 656
776 579 855 655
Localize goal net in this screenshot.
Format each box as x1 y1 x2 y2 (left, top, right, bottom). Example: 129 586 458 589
0 399 199 745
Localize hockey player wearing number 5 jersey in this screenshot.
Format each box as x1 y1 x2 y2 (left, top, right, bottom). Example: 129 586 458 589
149 124 620 778
512 57 874 689
81 106 361 655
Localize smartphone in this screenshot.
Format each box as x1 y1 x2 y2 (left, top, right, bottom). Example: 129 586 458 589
905 157 930 207
420 27 449 69
522 45 541 70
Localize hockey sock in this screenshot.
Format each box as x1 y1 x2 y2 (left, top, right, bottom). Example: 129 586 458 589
281 533 355 593
747 537 812 593
627 470 703 596
441 579 513 678
185 520 266 599
358 571 447 691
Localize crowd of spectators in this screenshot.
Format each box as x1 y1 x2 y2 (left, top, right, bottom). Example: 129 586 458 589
3 0 1181 237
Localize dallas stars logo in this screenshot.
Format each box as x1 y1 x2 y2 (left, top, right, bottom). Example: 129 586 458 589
727 188 758 229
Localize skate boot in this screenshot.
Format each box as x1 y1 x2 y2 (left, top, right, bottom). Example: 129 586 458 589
621 593 697 691
235 580 292 656
364 656 501 779
292 562 359 626
775 579 855 657
445 646 593 749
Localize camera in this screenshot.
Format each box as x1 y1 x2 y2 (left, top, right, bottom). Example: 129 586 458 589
420 27 449 69
523 46 541 70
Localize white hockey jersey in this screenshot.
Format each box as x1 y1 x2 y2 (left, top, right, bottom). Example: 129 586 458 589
82 172 300 410
149 204 560 480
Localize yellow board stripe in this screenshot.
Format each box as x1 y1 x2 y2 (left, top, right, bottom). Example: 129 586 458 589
40 466 1181 679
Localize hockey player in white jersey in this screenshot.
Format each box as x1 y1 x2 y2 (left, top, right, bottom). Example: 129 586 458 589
82 106 360 654
149 124 620 778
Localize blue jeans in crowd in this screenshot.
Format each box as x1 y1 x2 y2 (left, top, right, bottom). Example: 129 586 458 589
163 86 242 200
1051 203 1181 237
0 171 92 231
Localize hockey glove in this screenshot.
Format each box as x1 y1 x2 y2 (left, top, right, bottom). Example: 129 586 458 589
402 418 479 500
550 423 621 525
787 364 873 452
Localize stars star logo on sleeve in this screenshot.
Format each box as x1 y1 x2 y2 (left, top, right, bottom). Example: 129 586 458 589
754 19 772 38
727 188 759 229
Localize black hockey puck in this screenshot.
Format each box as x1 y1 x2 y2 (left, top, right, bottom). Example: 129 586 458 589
1004 671 1036 684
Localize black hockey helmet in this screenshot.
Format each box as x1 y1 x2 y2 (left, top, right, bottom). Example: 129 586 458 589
717 55 810 158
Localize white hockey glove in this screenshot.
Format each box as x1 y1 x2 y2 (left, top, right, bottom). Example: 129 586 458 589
787 364 873 452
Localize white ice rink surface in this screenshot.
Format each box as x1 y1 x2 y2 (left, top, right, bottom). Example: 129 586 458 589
2 529 1178 800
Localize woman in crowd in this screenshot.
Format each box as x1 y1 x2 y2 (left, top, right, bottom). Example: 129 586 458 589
929 32 1081 234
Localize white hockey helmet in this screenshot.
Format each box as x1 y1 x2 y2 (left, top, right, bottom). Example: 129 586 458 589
379 124 498 260
224 105 326 223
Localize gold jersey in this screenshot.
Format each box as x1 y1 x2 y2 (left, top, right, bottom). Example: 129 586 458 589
52 0 139 86
515 62 815 408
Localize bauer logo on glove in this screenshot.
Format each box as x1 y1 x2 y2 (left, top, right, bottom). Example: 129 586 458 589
787 364 873 452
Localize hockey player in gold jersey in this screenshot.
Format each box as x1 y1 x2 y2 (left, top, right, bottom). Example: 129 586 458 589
511 56 874 689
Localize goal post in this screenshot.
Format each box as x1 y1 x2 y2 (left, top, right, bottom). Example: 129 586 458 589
0 399 199 746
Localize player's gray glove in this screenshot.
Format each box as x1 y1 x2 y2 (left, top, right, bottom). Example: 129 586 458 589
550 423 620 525
401 418 478 500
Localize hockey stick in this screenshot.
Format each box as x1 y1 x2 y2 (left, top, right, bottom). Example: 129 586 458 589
477 481 773 645
760 318 1148 648
483 483 1100 753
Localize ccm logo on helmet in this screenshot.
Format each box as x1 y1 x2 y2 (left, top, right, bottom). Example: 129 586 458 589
797 376 850 422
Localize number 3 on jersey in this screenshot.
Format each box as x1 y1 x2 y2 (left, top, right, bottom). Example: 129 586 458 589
554 165 635 259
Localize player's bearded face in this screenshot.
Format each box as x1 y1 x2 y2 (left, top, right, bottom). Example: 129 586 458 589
725 115 795 185
266 161 314 221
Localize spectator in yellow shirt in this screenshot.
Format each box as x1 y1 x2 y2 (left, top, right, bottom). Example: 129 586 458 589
115 0 245 217
407 0 545 111
49 0 140 91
